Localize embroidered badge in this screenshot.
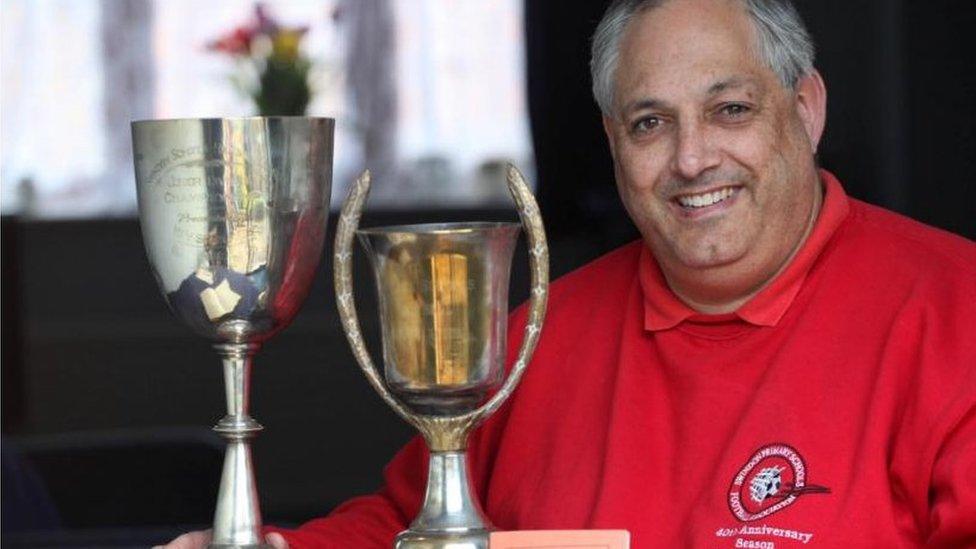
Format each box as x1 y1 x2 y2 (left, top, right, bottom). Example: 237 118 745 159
728 443 830 522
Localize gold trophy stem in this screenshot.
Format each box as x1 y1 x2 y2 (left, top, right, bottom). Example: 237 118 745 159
210 343 270 549
395 449 491 549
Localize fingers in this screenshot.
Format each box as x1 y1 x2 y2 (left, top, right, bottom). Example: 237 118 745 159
152 529 212 549
267 532 290 549
152 529 286 549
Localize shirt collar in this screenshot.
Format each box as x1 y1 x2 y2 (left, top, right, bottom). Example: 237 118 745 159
640 169 850 332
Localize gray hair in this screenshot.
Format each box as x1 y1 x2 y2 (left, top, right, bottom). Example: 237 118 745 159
590 0 816 116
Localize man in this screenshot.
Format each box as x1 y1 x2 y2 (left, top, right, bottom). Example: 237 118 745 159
164 0 976 546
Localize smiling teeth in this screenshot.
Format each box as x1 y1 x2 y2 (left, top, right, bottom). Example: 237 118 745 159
677 187 735 208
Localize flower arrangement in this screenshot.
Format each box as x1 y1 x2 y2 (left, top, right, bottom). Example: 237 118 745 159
207 4 312 116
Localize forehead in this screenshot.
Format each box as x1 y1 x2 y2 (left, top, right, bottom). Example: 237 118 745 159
615 0 773 105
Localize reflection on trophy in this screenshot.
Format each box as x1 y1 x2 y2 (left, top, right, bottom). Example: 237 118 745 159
334 165 548 549
131 117 334 548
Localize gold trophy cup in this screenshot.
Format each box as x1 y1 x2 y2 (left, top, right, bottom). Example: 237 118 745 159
333 165 548 549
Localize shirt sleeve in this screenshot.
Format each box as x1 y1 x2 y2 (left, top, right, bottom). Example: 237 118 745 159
266 435 428 549
925 402 976 547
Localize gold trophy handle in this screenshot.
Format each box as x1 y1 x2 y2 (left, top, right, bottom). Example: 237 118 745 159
333 166 549 452
465 165 549 422
334 171 423 431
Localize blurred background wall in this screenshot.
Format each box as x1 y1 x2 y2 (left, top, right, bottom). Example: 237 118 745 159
2 0 974 547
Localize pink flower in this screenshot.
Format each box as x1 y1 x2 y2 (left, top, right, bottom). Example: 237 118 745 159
206 25 256 55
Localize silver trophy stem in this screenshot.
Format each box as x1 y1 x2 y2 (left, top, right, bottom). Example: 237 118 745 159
395 450 490 549
210 343 270 549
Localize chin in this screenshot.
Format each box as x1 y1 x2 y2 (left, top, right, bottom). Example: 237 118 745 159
674 243 746 270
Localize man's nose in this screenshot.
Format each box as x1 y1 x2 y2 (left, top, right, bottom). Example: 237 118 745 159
672 122 720 180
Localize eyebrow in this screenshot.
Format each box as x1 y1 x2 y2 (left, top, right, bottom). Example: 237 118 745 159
620 76 763 117
622 98 671 114
707 76 760 96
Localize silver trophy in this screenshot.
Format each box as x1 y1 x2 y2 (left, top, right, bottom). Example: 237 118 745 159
131 117 334 548
333 166 548 548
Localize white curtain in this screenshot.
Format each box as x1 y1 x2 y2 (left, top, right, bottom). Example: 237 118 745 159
391 0 534 205
1 1 111 216
0 0 532 217
340 0 398 203
100 0 155 216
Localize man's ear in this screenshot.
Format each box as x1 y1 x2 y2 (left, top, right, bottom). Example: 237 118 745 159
794 69 827 153
602 114 618 159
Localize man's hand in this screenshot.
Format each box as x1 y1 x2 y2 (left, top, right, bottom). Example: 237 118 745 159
152 530 289 549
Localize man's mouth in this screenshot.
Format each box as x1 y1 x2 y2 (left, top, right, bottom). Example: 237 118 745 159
674 186 740 210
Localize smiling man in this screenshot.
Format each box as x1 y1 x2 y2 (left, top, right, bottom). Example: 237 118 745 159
599 0 827 315
162 1 976 548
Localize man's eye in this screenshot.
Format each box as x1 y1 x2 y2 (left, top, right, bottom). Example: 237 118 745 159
632 116 661 133
719 103 751 118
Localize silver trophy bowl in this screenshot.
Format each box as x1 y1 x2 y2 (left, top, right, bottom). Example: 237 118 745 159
132 117 334 548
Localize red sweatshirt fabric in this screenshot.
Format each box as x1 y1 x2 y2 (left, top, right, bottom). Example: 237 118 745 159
274 172 976 548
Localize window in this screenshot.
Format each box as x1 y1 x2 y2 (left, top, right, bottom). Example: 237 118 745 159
0 0 533 218
2 1 111 217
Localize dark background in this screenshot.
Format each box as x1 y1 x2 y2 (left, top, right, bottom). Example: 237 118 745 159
528 0 976 244
3 1 974 546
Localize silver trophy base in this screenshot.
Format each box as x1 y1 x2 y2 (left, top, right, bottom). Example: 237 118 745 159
208 544 273 549
395 529 489 549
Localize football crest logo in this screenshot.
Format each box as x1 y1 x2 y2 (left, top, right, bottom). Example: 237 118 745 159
728 443 830 522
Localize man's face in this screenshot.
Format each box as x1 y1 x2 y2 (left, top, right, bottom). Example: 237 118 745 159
603 0 825 305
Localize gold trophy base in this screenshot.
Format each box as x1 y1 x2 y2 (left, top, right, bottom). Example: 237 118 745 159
395 530 489 549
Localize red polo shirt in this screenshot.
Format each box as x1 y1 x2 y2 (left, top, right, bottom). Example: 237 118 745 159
274 172 976 548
